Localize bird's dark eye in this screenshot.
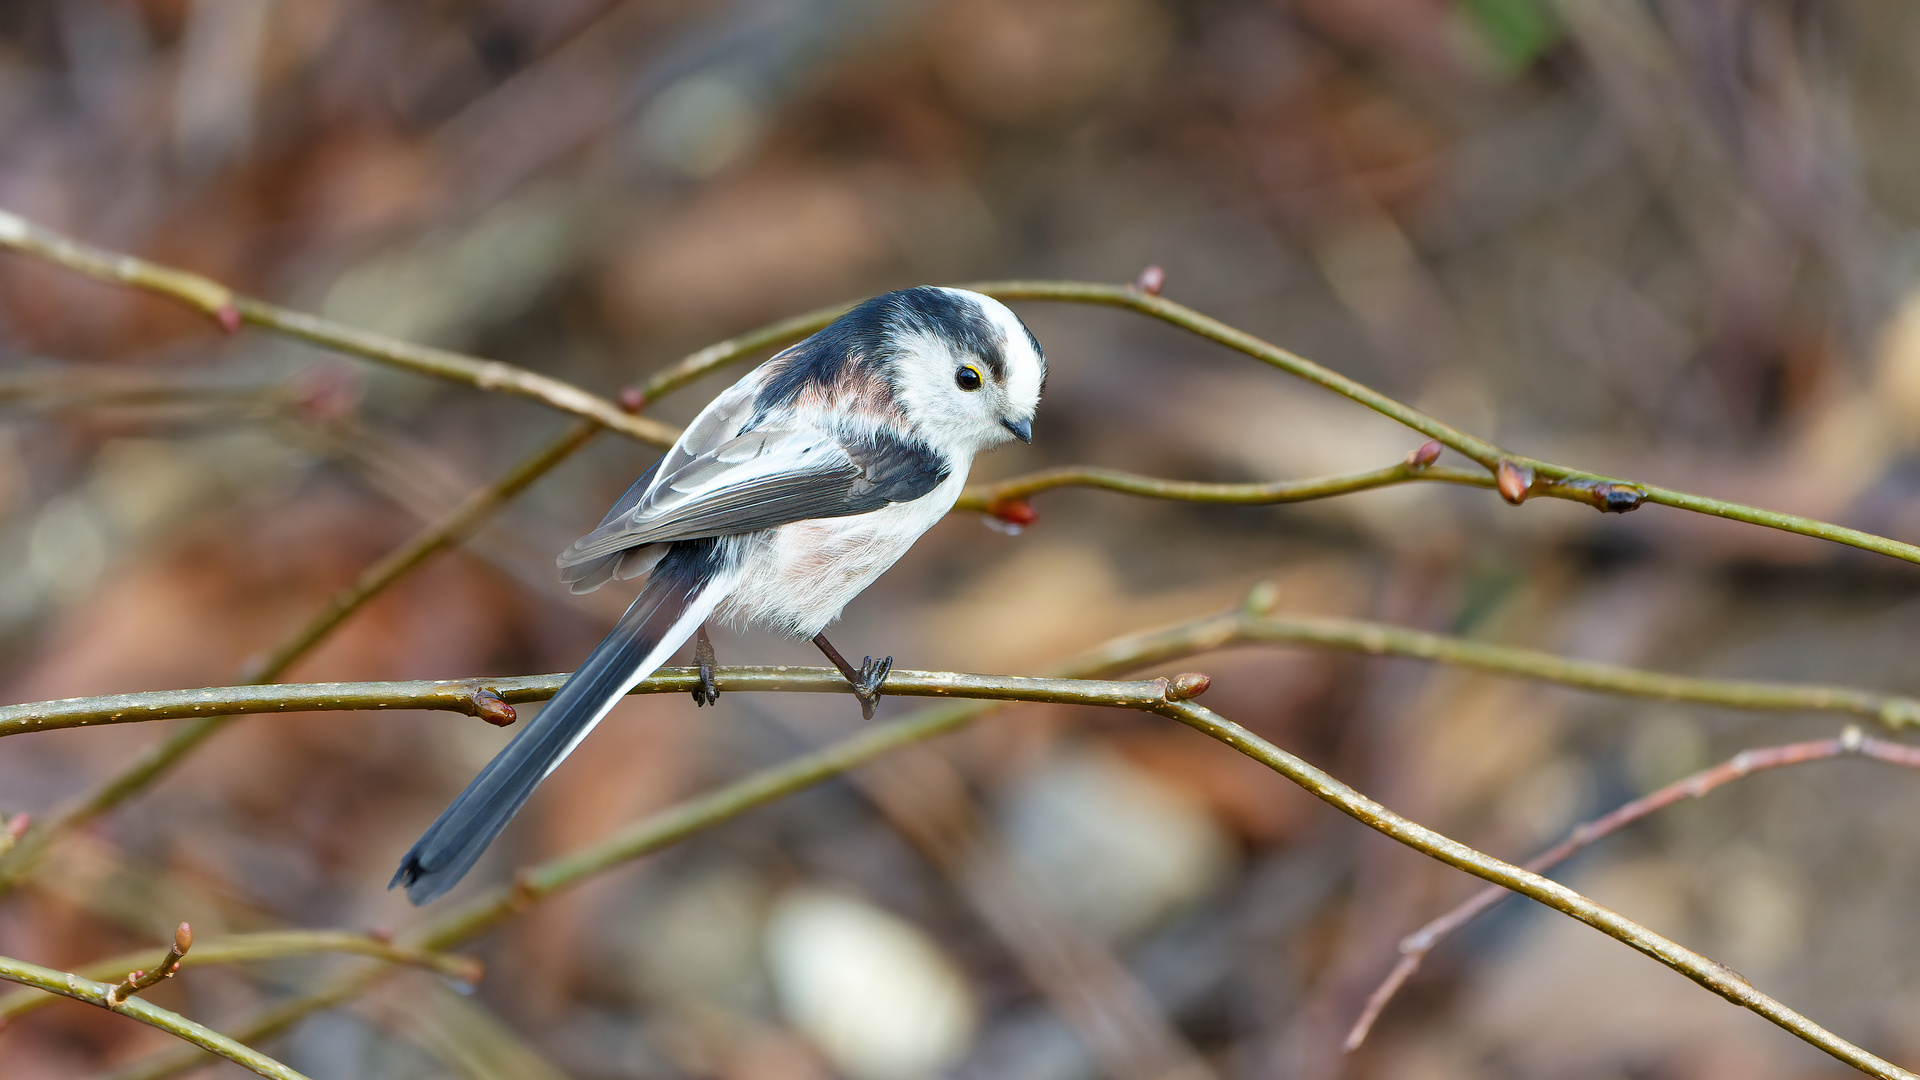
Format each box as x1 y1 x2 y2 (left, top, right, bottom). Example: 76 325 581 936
955 365 983 392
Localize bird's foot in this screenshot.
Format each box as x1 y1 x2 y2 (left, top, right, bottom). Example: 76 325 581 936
692 624 720 707
852 655 892 721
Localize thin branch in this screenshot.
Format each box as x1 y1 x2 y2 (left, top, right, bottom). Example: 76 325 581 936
0 952 311 1080
954 461 1493 515
0 929 480 1022
11 601 1918 738
0 210 677 447
1151 700 1914 1080
961 280 1920 566
1344 727 1920 1051
105 923 193 1006
0 669 1194 737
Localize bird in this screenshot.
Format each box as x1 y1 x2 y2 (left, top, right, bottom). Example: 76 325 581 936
392 286 1046 904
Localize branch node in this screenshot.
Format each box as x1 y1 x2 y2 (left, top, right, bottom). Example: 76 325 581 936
1405 440 1442 469
1132 265 1165 295
0 815 27 858
213 302 241 335
1841 724 1865 752
616 387 648 413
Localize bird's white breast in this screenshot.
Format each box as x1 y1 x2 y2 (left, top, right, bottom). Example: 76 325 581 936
717 466 970 639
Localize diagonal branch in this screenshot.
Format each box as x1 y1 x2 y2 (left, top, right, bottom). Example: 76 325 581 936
0 952 311 1080
1151 700 1915 1080
0 210 677 447
1343 726 1920 1051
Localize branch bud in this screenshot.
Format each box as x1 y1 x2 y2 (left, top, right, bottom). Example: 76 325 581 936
616 388 647 413
1243 580 1281 616
1166 672 1211 701
214 302 241 334
987 498 1038 527
1405 440 1442 469
470 689 517 727
1495 460 1534 505
173 923 193 956
1133 265 1165 296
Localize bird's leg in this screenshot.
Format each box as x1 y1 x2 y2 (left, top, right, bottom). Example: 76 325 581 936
812 633 891 721
692 624 720 707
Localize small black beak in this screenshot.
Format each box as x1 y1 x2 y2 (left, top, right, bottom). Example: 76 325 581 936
1002 417 1032 443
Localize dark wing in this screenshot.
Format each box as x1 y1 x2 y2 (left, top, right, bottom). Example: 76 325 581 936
557 421 948 570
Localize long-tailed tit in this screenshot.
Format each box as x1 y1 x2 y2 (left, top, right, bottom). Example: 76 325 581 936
393 286 1046 903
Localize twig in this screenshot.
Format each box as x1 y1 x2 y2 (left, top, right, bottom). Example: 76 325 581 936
104 923 193 1006
962 279 1920 566
1344 726 1920 1051
0 949 310 1080
10 601 1918 737
0 928 478 1021
0 669 1198 737
1151 701 1915 1080
0 209 677 448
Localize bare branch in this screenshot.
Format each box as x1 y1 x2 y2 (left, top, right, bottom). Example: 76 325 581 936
1344 727 1920 1051
0 929 480 1022
0 209 677 447
11 600 1917 738
0 949 311 1080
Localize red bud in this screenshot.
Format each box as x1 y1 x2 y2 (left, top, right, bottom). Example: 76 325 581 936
1406 441 1442 468
1167 672 1211 701
1495 460 1533 505
173 923 193 954
5 815 27 841
616 388 647 413
472 690 516 727
988 498 1038 527
214 303 241 334
1133 265 1165 295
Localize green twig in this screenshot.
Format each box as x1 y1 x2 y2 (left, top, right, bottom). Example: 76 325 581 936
0 209 676 447
0 929 481 1021
0 952 311 1080
11 604 1916 739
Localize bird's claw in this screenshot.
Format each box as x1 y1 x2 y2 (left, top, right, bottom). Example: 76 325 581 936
693 627 720 707
852 655 892 721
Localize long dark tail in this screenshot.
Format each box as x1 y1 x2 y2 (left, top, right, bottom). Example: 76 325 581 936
392 541 726 904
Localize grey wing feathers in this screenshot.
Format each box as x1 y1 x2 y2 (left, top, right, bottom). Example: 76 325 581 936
556 374 948 585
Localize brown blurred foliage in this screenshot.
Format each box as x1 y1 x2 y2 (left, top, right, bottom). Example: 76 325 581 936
6 1 1920 1078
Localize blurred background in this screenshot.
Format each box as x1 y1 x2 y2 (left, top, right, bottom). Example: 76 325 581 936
5 1 1920 1077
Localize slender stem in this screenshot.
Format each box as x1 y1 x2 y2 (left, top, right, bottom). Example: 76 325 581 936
954 462 1491 512
0 954 311 1080
0 930 481 1022
1152 700 1914 1080
1344 728 1920 1051
0 210 676 447
14 606 1916 738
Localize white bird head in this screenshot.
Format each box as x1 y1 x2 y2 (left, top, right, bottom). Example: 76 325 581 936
873 286 1046 454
